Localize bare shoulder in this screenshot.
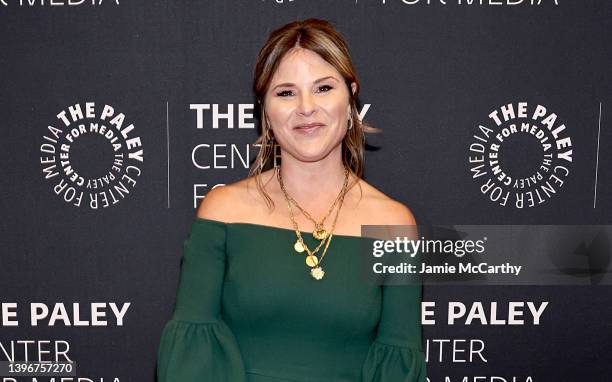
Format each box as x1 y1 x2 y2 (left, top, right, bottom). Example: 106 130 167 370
195 179 251 223
355 178 417 226
196 171 274 222
195 183 241 222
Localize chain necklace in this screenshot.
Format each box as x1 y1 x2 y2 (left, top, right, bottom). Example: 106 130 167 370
284 182 345 240
277 166 349 280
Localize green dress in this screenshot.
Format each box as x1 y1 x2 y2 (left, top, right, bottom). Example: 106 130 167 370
156 218 426 382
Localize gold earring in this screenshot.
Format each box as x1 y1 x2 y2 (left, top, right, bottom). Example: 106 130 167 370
347 117 353 130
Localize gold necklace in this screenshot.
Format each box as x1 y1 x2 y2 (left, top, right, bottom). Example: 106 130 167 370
279 167 349 241
286 184 345 241
277 166 349 280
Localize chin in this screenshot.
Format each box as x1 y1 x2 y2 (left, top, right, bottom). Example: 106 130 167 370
290 146 339 163
280 137 343 163
292 151 328 162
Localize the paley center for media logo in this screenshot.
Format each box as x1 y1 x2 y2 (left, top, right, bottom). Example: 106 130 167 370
468 102 573 209
40 102 143 209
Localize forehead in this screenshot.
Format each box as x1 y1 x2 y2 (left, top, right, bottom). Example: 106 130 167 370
271 47 341 83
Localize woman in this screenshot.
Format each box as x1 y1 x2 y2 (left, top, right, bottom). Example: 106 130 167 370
156 18 426 382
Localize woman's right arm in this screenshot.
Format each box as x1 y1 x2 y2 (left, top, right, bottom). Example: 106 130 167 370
156 188 247 382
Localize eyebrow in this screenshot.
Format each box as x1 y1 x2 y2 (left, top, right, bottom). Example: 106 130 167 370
271 76 339 91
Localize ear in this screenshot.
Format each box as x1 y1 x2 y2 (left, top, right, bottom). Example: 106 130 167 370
350 82 357 97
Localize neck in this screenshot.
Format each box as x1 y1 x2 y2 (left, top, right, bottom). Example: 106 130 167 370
277 146 347 203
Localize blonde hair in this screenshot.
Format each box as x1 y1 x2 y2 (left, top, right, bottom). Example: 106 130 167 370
249 18 380 209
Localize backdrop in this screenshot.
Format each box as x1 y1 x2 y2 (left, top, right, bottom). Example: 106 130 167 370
1 0 611 381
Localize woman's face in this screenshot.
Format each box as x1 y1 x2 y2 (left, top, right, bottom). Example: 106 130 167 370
264 47 356 163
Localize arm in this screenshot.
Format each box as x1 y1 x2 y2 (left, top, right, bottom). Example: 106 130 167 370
156 189 246 382
361 202 427 381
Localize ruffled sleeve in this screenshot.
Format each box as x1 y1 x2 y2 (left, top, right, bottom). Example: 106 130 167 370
156 219 246 382
361 283 427 382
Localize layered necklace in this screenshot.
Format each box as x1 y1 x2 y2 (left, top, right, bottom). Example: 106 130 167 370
277 166 349 280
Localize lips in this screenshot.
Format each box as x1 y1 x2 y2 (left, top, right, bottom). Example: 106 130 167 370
294 122 326 133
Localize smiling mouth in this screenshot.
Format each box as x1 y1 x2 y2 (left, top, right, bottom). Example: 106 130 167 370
294 123 326 133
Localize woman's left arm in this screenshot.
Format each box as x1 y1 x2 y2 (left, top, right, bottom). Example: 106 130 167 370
361 202 427 382
361 282 427 382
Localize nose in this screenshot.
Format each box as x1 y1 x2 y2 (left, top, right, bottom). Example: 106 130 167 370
296 92 317 116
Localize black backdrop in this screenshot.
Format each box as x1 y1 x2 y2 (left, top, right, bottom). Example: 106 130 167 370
1 0 611 381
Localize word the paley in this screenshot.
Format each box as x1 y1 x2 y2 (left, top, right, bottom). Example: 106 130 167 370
1 302 131 326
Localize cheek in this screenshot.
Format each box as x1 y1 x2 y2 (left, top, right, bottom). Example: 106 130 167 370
266 103 294 126
323 100 349 123
319 91 350 116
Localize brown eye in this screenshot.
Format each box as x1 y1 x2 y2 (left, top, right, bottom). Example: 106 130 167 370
277 90 293 97
318 85 333 93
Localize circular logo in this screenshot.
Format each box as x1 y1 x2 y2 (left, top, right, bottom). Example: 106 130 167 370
40 102 144 209
468 102 573 208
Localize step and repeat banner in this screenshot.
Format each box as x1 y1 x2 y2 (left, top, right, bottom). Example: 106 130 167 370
1 0 611 381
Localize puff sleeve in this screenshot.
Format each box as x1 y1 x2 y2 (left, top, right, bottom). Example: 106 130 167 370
156 219 247 382
361 282 427 382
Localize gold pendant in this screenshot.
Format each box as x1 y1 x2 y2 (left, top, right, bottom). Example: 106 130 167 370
305 255 319 267
311 266 325 280
313 228 328 240
293 240 305 253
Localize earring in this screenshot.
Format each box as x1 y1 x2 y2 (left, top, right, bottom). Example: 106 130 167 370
347 117 353 130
